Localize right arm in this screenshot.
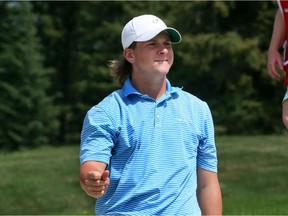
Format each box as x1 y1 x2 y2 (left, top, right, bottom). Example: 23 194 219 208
79 161 110 199
267 9 286 80
80 106 115 199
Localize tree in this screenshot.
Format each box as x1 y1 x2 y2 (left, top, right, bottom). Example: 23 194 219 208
31 2 124 143
0 2 58 150
28 1 284 141
168 1 283 134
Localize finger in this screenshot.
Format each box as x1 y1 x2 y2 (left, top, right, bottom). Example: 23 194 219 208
84 182 108 199
271 69 281 80
102 170 110 180
268 63 281 80
85 178 106 187
276 57 284 70
87 171 102 180
85 181 106 192
274 56 284 78
86 189 106 199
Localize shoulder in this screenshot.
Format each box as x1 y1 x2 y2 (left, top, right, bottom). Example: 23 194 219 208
85 89 123 119
176 89 209 109
82 90 125 136
179 90 203 100
93 89 126 111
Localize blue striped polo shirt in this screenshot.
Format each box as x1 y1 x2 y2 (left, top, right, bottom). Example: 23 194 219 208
80 78 218 215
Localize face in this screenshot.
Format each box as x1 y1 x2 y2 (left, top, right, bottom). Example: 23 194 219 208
124 31 174 78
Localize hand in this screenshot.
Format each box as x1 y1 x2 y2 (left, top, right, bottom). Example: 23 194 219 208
267 48 283 80
81 170 110 199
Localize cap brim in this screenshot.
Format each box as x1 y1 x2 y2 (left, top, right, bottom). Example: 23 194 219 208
134 27 181 44
166 28 181 44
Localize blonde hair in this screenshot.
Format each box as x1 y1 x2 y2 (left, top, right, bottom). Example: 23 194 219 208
109 56 132 86
109 42 136 86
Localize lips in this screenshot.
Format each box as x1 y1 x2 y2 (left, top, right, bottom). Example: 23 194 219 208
155 59 168 62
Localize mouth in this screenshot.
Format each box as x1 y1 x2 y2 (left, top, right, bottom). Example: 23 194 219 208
155 59 168 63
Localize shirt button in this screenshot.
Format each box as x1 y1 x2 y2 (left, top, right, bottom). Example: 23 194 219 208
156 114 160 119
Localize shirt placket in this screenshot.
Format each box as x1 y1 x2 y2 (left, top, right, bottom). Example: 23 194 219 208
154 94 169 127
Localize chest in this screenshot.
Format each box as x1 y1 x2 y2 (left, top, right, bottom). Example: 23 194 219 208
113 98 204 161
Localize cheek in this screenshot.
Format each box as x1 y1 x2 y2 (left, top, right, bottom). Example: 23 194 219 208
169 53 174 64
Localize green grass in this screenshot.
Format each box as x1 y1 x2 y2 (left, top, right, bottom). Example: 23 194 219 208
0 145 95 215
217 135 288 215
0 135 287 214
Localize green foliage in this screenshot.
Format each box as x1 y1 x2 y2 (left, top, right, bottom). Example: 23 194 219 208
171 31 274 134
31 2 120 143
0 1 286 150
0 2 58 150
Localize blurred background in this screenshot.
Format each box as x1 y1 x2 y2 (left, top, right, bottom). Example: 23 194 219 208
0 1 287 215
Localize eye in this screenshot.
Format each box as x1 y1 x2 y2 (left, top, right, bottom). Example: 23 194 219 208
147 42 156 47
164 41 172 47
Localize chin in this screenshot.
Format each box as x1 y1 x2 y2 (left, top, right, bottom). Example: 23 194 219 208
158 70 170 75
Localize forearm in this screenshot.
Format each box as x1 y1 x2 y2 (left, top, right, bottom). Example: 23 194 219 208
197 183 222 215
269 10 285 52
197 167 222 215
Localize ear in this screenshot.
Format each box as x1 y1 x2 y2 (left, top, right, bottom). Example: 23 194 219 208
123 48 135 64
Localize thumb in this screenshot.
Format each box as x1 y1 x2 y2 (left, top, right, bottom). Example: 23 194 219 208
278 59 284 70
102 170 110 180
87 170 102 180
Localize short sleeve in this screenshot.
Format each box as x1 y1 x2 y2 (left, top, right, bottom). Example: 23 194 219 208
80 106 117 165
196 103 218 173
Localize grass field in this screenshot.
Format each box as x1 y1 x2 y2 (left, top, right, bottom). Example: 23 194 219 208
0 135 287 215
0 144 95 215
217 135 288 215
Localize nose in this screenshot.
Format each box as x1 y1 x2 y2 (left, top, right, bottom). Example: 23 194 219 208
159 45 168 55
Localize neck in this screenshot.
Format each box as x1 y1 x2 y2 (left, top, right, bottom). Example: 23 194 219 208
131 75 167 100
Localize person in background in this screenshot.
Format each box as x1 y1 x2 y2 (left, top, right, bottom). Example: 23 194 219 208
267 0 288 129
79 14 222 215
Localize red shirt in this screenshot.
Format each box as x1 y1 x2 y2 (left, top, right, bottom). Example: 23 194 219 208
278 0 288 86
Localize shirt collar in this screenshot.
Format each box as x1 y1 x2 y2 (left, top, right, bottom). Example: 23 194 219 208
123 77 182 98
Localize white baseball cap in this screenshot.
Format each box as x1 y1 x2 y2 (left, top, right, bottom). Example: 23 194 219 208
121 14 182 49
